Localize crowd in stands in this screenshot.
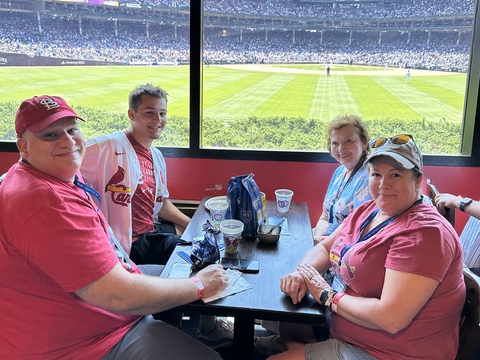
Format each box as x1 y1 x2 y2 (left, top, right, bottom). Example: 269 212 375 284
0 15 189 63
7 0 472 21
104 0 475 20
208 0 475 19
0 8 471 71
203 28 470 71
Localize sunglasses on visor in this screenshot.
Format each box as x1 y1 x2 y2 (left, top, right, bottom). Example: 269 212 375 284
370 134 415 148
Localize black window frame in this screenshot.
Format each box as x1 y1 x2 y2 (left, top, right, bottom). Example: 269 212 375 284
1 0 480 167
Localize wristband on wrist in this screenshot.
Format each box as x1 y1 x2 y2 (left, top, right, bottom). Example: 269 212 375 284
331 292 346 313
460 198 473 212
191 277 204 300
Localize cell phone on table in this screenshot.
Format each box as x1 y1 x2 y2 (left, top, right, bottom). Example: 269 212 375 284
220 257 260 273
168 263 193 278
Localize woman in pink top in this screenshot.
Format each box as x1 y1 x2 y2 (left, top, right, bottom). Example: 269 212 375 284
270 135 465 360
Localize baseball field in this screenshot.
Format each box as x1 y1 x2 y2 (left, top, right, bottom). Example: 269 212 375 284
0 64 467 153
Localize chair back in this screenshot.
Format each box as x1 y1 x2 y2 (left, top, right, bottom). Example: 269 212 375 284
426 178 456 227
460 216 480 270
456 267 480 360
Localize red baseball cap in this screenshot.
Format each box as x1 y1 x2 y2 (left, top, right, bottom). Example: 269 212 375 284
15 95 85 137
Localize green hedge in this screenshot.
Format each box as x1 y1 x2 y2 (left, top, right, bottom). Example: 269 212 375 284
0 101 460 154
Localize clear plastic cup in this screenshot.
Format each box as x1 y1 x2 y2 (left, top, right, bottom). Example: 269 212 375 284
209 200 229 225
220 219 244 254
275 189 294 213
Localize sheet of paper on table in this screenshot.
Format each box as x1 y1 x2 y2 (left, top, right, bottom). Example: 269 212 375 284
267 216 289 235
202 269 252 303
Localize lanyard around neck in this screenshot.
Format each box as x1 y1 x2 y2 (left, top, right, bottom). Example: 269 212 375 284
20 159 102 212
21 165 132 271
338 197 423 265
74 175 102 212
329 154 366 223
74 176 133 270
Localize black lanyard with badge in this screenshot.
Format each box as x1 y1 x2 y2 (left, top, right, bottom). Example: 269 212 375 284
331 197 423 292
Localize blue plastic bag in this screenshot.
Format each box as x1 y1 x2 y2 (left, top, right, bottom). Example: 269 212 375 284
226 173 264 238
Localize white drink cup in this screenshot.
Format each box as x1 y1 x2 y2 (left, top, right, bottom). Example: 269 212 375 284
275 189 294 213
220 219 244 254
209 200 229 225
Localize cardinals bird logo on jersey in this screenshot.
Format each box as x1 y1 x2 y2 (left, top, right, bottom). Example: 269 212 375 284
105 166 131 207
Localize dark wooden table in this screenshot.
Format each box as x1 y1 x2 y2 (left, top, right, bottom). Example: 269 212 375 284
161 197 325 360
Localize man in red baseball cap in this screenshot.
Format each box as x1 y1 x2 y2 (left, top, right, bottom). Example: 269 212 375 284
15 95 85 137
14 95 86 182
0 95 228 359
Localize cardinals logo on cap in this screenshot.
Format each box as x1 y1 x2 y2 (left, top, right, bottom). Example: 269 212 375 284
39 98 60 111
15 95 85 137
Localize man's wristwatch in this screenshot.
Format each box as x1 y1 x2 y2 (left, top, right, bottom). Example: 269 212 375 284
460 197 473 212
319 288 337 309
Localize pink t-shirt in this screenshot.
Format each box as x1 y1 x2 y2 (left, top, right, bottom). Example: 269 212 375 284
330 200 465 360
0 162 142 359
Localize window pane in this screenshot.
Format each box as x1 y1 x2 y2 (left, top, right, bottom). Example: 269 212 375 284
0 4 190 148
202 0 474 155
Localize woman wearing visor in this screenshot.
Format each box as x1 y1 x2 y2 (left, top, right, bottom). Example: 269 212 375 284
270 135 465 360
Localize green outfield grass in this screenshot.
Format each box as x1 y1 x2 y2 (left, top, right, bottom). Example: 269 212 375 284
0 64 467 153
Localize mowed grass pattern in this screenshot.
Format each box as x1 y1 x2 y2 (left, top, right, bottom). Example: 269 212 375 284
0 64 466 126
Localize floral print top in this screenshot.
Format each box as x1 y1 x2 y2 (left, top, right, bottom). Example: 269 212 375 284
322 163 372 235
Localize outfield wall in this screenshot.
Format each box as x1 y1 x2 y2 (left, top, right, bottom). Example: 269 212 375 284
0 52 123 66
0 52 465 72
